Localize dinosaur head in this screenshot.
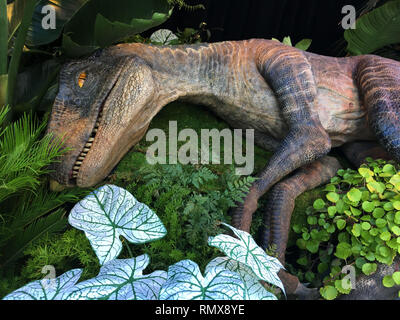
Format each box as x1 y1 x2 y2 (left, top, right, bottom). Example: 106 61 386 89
47 50 155 188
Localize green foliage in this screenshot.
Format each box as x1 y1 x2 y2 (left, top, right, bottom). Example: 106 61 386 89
271 36 312 51
112 161 256 272
0 108 90 296
291 158 400 299
0 107 61 202
21 229 99 283
345 0 400 55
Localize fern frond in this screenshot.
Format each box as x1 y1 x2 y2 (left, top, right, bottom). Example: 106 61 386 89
0 112 64 203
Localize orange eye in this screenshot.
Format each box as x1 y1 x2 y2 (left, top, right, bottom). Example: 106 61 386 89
78 72 87 88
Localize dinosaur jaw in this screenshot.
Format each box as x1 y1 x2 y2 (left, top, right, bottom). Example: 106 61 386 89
72 121 150 188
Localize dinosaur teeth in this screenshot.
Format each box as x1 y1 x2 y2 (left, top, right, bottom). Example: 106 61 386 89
72 109 103 180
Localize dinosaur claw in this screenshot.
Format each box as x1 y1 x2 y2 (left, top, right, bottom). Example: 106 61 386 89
293 283 320 300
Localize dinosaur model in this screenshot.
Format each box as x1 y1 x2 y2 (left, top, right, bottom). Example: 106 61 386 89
47 39 400 299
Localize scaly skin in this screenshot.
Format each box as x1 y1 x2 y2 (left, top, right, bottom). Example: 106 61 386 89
47 39 400 299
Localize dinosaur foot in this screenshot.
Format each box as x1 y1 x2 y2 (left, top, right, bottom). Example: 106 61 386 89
292 283 320 300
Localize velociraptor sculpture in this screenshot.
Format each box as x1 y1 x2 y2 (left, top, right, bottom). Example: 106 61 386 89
47 39 400 299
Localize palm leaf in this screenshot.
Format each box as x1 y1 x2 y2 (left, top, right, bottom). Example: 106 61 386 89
345 0 400 55
0 209 67 268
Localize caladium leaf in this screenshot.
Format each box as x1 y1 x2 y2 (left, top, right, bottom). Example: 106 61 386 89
3 269 82 300
159 260 246 300
208 223 285 293
206 257 277 300
62 255 167 300
69 184 167 265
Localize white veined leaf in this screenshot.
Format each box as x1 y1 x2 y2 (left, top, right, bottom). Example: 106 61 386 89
3 269 82 300
62 255 166 300
206 257 277 300
208 223 285 293
150 29 178 45
159 260 246 300
69 185 167 265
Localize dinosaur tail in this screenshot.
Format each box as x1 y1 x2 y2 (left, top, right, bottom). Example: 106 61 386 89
356 56 400 162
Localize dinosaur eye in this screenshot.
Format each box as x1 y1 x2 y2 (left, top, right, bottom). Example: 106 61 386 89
77 72 87 88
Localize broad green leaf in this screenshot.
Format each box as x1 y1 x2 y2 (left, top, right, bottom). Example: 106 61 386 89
327 192 340 203
358 168 374 178
362 201 375 213
294 39 312 51
62 0 173 56
392 226 400 236
347 188 362 202
335 279 352 295
320 285 338 300
392 272 400 285
282 36 293 46
376 218 387 229
27 0 89 46
345 0 400 55
159 260 246 300
62 255 167 300
335 242 352 260
208 223 284 293
362 263 377 276
337 219 346 230
383 275 395 288
380 231 391 241
3 269 82 300
352 224 362 237
69 184 167 265
206 257 277 300
313 199 325 210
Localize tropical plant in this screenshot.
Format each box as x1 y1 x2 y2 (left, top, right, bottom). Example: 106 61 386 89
3 185 284 300
290 158 400 300
1 0 202 116
0 106 89 279
344 0 400 56
271 36 313 51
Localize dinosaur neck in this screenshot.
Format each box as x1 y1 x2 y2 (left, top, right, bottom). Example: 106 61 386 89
112 42 232 103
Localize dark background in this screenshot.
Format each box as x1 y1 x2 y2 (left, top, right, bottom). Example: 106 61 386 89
160 0 370 56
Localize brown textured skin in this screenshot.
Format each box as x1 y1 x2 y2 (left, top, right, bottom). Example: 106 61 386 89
47 39 400 299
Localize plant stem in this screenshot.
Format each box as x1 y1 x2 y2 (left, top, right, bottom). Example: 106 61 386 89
124 240 134 258
0 0 8 108
7 0 37 108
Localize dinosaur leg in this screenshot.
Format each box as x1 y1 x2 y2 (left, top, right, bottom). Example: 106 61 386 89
356 56 400 163
261 156 341 261
261 156 341 298
341 141 392 167
232 44 331 232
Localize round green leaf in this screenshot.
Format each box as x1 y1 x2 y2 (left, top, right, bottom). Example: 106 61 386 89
337 219 346 230
313 199 326 210
362 263 377 276
383 275 395 288
327 192 340 203
347 188 362 202
320 286 338 300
